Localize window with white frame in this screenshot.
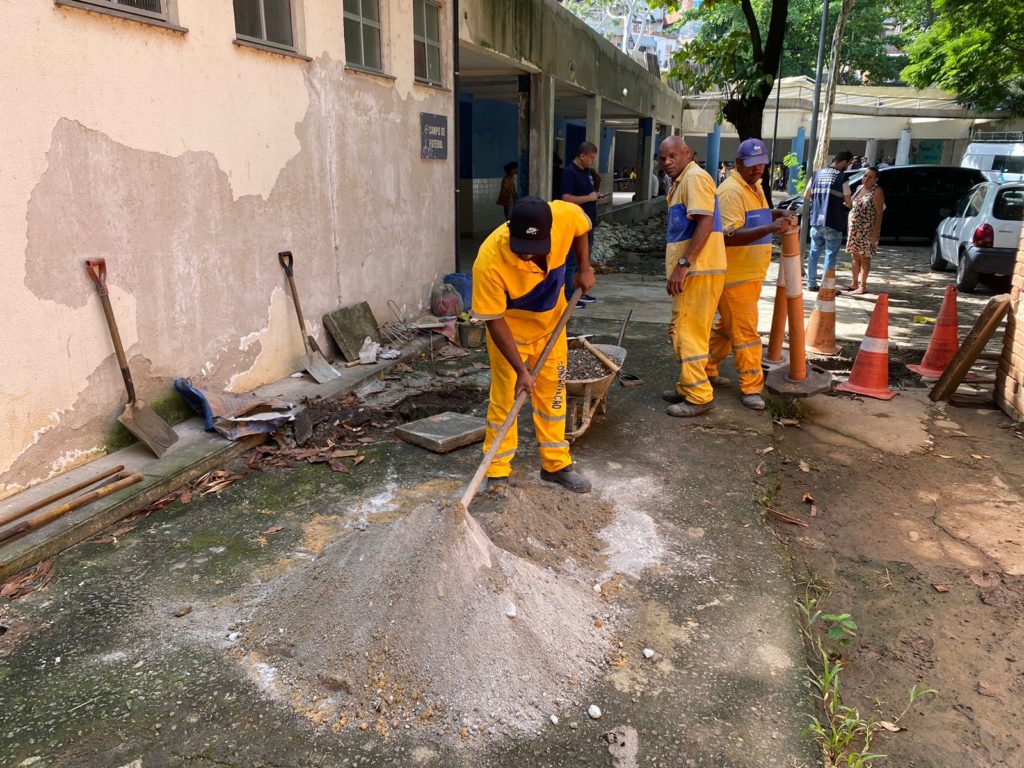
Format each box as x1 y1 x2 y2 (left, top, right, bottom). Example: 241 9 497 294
59 0 170 21
233 0 295 50
344 0 383 72
413 0 442 86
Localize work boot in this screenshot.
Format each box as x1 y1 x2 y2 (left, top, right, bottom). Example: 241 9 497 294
666 399 715 418
662 389 684 404
486 476 509 494
709 375 731 387
741 393 766 411
540 464 592 494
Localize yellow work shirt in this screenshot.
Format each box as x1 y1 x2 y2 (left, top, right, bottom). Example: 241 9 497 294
472 201 591 344
665 161 727 279
718 170 773 284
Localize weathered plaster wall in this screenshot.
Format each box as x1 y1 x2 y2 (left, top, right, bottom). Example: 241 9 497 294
0 0 454 496
460 0 684 128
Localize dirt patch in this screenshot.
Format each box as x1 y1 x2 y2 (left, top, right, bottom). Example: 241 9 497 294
808 344 930 388
473 480 616 572
230 480 609 742
769 399 1024 767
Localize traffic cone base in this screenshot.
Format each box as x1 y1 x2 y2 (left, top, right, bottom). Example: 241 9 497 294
907 285 959 378
836 294 895 400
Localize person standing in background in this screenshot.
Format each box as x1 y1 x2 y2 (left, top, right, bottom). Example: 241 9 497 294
561 141 601 308
803 150 853 291
843 166 885 295
496 161 518 221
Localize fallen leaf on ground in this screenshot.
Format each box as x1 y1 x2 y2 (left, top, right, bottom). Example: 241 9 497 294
977 681 998 698
260 526 284 536
755 461 765 476
970 454 991 460
330 450 359 459
878 720 905 732
912 315 936 325
798 461 811 473
810 505 818 517
756 446 774 455
352 456 366 467
937 454 954 460
763 506 809 527
328 459 350 473
472 362 490 370
1 560 55 600
802 493 814 504
931 583 949 593
778 418 801 427
179 489 194 504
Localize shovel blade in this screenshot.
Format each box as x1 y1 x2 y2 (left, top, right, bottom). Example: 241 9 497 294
304 352 342 384
118 402 179 457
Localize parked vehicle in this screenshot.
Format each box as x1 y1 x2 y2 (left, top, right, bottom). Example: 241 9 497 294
778 165 986 240
961 140 1024 182
931 182 1024 292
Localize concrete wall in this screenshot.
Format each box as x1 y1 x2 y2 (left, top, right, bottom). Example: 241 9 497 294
0 0 454 496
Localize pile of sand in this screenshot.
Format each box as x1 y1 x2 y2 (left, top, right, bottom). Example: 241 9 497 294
234 485 610 738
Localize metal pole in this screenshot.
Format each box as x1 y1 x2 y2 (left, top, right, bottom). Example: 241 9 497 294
452 0 461 272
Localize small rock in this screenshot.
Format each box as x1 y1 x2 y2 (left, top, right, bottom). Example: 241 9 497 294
977 681 998 698
227 632 241 642
642 648 655 659
320 674 353 693
504 602 517 619
569 721 579 731
359 722 369 731
549 714 559 725
588 704 602 720
593 583 602 593
174 605 193 618
908 531 921 542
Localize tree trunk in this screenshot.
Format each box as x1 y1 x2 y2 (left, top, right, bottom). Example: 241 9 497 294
813 0 858 169
723 96 773 201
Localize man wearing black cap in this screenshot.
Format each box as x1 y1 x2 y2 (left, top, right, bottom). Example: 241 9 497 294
471 197 596 493
803 150 853 290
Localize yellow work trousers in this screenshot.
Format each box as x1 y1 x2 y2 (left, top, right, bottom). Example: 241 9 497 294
669 273 725 405
484 329 571 478
706 279 765 395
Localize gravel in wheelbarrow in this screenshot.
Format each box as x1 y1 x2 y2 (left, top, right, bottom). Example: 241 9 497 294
567 348 613 381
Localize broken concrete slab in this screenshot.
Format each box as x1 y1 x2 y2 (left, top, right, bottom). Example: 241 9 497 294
323 302 381 362
395 412 486 453
801 389 933 455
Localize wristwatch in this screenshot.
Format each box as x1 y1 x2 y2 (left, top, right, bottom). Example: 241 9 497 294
677 256 691 268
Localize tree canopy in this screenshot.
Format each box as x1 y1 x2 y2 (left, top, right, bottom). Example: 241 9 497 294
901 0 1024 114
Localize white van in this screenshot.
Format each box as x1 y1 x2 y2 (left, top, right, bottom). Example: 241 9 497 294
961 140 1024 182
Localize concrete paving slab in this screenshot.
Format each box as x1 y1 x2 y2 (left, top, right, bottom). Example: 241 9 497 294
395 411 486 453
323 301 382 362
801 389 934 456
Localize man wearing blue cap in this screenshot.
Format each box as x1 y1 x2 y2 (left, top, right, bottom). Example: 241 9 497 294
706 139 796 409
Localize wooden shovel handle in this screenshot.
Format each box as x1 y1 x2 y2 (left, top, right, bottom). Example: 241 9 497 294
459 289 582 511
0 464 125 529
580 338 621 373
84 259 136 402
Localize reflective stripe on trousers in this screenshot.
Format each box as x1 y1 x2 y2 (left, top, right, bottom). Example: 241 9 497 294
668 273 725 405
483 328 572 477
705 278 765 394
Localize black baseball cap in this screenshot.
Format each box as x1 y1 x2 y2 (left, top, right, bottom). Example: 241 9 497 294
508 196 552 256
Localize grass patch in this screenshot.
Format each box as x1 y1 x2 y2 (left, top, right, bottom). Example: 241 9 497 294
765 393 807 421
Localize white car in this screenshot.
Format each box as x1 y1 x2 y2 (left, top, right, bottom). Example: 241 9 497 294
932 181 1023 292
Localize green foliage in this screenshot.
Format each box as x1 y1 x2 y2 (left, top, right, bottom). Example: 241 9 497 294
901 0 1024 114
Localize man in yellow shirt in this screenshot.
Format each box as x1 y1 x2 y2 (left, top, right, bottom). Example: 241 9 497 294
706 139 796 410
471 196 596 493
659 136 727 417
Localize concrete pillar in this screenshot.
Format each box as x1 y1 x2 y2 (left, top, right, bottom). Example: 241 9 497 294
705 123 722 184
517 75 531 199
864 138 878 166
528 73 555 201
895 128 912 166
586 95 602 160
635 117 655 202
788 127 806 195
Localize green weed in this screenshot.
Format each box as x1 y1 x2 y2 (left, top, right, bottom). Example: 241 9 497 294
765 394 806 421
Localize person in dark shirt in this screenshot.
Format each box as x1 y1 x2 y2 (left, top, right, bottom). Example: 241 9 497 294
560 141 601 307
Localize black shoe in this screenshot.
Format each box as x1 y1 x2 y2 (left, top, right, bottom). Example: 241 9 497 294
486 476 509 493
662 389 684 404
579 294 597 304
807 284 819 292
540 464 592 494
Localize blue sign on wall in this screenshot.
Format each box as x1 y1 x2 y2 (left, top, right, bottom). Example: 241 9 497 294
420 113 448 160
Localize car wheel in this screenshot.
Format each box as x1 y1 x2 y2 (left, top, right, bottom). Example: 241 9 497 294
956 251 979 293
929 239 948 271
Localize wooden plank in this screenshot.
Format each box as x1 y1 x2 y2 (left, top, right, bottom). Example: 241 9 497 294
930 295 1012 402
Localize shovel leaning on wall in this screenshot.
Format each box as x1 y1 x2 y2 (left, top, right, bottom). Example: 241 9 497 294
85 259 179 457
277 251 341 384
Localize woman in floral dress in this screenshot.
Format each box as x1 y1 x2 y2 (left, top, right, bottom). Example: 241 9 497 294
843 166 885 294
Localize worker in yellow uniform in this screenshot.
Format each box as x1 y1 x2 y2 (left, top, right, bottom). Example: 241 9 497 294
658 136 727 417
706 139 797 410
471 196 596 493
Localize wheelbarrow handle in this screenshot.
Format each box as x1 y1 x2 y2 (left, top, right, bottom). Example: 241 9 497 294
277 251 294 277
84 258 108 295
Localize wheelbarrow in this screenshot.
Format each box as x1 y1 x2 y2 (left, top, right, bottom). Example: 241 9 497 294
565 339 627 441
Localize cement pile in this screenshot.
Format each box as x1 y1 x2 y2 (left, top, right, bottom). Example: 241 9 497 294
235 489 609 738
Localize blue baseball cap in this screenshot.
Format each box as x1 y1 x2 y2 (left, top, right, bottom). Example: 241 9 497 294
737 139 770 167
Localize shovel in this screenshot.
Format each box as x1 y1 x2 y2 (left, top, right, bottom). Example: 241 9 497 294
277 251 341 384
85 259 179 457
458 289 582 512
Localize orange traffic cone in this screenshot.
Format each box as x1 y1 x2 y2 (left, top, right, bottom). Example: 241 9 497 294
806 268 841 355
836 293 895 400
907 285 959 378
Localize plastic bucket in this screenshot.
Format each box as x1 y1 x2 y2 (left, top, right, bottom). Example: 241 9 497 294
443 272 472 312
